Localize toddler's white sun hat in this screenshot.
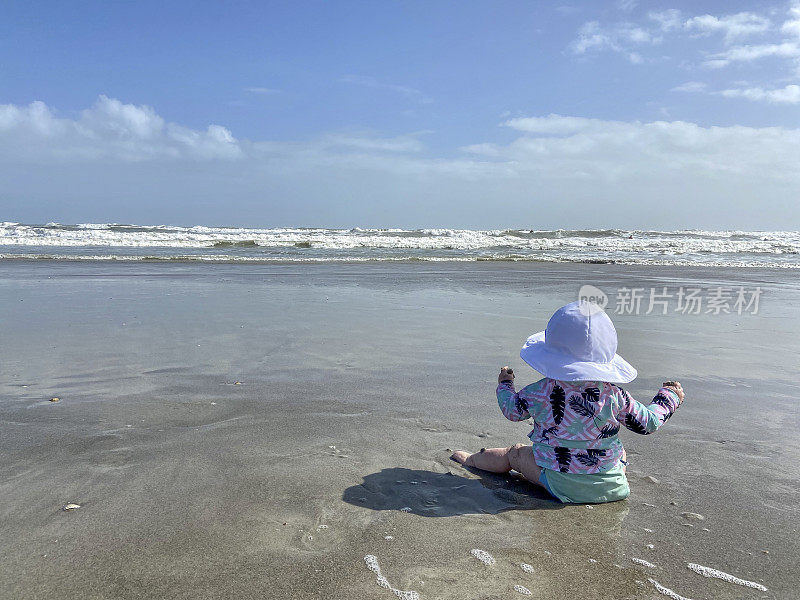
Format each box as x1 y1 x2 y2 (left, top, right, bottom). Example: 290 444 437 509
519 301 637 383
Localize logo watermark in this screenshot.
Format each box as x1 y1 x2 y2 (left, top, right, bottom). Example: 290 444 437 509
577 284 609 315
578 285 762 316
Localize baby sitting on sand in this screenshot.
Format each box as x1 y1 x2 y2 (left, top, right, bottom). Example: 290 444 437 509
451 301 684 504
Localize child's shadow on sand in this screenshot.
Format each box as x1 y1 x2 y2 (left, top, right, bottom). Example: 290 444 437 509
342 466 562 517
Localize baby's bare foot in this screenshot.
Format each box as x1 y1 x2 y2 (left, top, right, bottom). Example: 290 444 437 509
450 450 470 464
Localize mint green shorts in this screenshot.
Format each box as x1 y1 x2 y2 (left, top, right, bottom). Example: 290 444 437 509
539 464 630 504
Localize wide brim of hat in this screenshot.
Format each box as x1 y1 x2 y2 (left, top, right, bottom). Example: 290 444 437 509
519 331 637 384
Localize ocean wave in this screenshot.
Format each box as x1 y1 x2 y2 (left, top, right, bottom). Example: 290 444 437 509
1 251 798 268
0 223 798 268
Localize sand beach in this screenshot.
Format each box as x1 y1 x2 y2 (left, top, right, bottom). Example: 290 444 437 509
1 260 797 599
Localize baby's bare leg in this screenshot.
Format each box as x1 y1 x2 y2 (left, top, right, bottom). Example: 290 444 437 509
451 444 545 488
451 447 511 472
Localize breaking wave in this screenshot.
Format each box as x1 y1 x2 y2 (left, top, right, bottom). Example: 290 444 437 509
0 222 797 268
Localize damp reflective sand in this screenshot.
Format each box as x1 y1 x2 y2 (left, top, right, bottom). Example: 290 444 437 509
0 261 797 599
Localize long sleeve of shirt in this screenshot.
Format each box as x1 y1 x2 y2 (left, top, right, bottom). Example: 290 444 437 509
615 386 682 435
496 380 531 422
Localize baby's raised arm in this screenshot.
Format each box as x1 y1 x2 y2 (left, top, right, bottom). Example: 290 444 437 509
615 381 684 435
496 366 532 422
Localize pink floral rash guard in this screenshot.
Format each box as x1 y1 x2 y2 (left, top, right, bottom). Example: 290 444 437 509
497 379 681 474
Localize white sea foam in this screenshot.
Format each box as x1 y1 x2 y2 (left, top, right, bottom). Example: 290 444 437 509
470 549 495 566
0 223 797 268
686 563 767 591
513 584 532 595
648 578 694 600
631 557 657 568
363 555 420 600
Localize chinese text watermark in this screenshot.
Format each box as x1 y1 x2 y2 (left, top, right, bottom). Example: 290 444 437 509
578 284 762 316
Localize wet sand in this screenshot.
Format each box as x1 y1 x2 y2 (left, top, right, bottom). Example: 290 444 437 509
1 261 797 599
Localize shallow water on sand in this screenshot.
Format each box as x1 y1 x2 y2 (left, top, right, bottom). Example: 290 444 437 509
0 261 797 599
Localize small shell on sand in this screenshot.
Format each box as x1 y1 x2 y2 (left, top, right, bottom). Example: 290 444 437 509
680 512 705 521
520 563 534 573
642 475 660 484
62 503 80 511
470 549 495 566
49 397 60 402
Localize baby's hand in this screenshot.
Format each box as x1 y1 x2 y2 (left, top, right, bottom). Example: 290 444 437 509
498 366 515 384
662 380 684 403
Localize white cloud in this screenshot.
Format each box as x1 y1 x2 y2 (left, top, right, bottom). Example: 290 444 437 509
648 9 682 32
570 21 659 62
458 143 501 157
684 12 770 42
705 41 800 67
782 4 800 38
616 0 638 13
569 21 615 54
671 81 708 93
317 133 427 153
339 75 433 104
0 96 242 161
2 98 800 228
244 87 280 95
704 58 732 69
624 27 654 43
502 114 622 135
491 115 800 187
590 6 797 82
720 84 800 103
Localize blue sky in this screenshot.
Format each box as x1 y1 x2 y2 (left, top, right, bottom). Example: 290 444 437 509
1 0 799 229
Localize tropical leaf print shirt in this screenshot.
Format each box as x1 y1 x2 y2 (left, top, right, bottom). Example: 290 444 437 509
497 378 681 474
